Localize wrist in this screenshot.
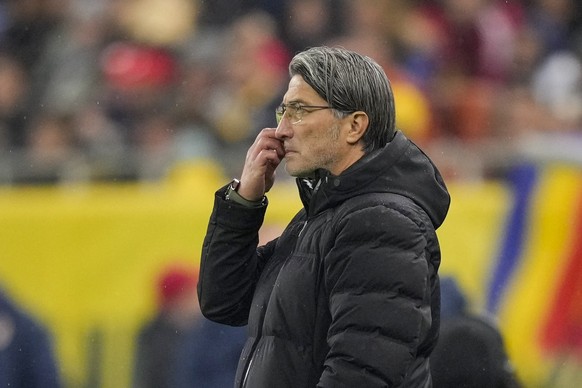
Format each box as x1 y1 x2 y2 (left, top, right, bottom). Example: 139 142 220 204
225 179 266 207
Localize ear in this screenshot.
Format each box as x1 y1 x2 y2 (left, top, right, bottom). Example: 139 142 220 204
345 111 369 145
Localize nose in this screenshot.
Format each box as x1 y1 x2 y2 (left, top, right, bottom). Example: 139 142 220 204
275 117 293 139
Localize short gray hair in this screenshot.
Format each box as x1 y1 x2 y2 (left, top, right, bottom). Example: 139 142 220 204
289 46 395 152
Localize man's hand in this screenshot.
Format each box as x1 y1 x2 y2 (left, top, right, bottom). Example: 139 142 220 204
237 128 285 201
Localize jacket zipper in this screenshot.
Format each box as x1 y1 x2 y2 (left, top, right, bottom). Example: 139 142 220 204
241 349 255 388
299 220 308 237
242 180 315 387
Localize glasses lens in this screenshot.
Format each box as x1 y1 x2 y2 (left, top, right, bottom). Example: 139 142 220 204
286 104 300 123
275 103 304 124
275 104 284 124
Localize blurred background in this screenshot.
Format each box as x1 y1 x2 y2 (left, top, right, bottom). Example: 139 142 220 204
0 0 582 387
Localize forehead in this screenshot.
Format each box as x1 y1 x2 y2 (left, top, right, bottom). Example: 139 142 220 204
283 75 324 103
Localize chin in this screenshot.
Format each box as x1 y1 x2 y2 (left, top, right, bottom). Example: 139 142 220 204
285 164 314 178
283 162 300 177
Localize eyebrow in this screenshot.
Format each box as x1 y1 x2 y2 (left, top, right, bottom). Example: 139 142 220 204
284 99 307 105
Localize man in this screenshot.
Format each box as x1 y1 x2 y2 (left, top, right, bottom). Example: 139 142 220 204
198 46 450 387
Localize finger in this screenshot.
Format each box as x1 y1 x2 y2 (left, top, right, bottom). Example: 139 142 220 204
256 148 281 168
259 127 278 138
257 128 285 151
248 136 285 161
265 149 282 166
260 139 285 159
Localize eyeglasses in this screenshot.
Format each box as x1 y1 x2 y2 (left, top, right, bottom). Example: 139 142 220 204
275 102 334 125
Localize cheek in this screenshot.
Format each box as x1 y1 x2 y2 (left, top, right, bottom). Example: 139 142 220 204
310 129 341 162
302 130 327 155
297 122 341 159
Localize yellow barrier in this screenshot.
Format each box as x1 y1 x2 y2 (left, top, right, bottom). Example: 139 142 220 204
0 161 510 387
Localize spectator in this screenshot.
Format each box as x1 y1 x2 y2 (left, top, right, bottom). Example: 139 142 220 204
205 10 291 177
439 275 468 320
133 263 245 388
133 264 200 388
281 0 338 55
0 287 61 388
432 314 522 388
0 52 29 151
432 276 521 388
173 315 247 388
18 113 86 184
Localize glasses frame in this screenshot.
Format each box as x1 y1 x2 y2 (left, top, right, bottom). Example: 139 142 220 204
275 102 334 125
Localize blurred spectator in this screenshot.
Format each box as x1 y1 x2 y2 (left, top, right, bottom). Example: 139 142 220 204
71 103 129 182
171 35 224 166
432 314 521 388
0 52 29 151
173 313 247 388
410 0 522 81
195 0 287 29
133 263 245 388
281 0 338 55
0 287 61 388
132 112 179 181
531 50 582 129
133 264 200 388
432 276 521 388
507 23 544 86
526 0 577 57
33 0 107 116
439 276 468 319
494 83 572 138
0 0 63 74
205 10 291 176
100 41 178 130
18 113 86 184
326 33 434 145
340 0 392 43
115 0 199 47
398 0 523 141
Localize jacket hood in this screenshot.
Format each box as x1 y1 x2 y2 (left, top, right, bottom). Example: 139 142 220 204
297 131 450 228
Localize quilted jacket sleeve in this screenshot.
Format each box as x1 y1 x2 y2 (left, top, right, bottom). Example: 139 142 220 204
318 203 434 387
198 186 275 326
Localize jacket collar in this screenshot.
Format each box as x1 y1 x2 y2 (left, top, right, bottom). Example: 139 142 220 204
295 131 450 228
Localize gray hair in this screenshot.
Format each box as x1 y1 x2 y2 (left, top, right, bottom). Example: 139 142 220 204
289 46 396 152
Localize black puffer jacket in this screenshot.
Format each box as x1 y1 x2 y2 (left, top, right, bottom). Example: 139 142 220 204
198 131 450 388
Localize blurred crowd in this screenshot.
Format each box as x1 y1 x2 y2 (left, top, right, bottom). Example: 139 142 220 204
0 0 581 185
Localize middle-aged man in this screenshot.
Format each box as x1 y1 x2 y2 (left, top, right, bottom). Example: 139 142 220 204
198 46 450 387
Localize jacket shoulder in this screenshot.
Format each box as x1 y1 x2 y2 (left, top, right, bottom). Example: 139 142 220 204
334 192 426 225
